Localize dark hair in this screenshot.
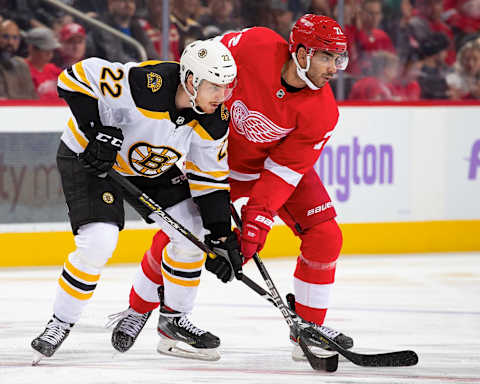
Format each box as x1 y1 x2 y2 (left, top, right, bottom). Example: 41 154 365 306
419 32 449 59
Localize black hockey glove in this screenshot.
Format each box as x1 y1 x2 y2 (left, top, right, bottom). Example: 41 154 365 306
205 231 243 283
78 126 123 176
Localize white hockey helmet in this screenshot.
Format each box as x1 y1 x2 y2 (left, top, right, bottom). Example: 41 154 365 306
180 39 237 114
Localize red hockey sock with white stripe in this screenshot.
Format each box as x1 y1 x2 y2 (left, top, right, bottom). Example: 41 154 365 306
129 231 170 313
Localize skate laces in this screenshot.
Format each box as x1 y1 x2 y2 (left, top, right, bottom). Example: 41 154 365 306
176 316 206 336
40 319 70 344
106 308 149 337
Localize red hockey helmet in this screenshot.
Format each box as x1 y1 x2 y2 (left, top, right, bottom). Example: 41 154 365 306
289 14 348 55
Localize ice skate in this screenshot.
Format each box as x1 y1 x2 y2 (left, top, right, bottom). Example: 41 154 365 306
286 293 353 361
31 315 73 365
107 307 152 353
156 306 220 361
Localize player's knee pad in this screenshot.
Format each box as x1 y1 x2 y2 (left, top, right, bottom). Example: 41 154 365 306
73 222 119 269
295 219 342 283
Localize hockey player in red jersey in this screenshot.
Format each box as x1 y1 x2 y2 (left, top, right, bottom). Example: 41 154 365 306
115 14 354 361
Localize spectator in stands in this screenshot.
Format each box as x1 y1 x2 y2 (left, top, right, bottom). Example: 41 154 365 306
306 0 333 17
24 27 62 100
417 32 451 99
86 0 159 63
240 0 276 29
54 23 87 69
198 0 240 35
170 0 204 52
349 0 396 75
446 37 480 99
269 0 294 41
349 50 420 100
0 19 37 99
0 19 21 56
463 72 480 99
410 0 456 65
137 0 181 61
443 0 480 40
385 0 419 65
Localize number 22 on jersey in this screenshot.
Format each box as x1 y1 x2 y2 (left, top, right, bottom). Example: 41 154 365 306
100 67 124 98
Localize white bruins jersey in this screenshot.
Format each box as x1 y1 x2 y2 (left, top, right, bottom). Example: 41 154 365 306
58 58 231 198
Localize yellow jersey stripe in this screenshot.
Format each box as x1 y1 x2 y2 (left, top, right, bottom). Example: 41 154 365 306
189 183 230 191
185 161 229 178
113 153 135 175
65 259 100 283
137 60 179 67
67 118 88 149
162 248 206 270
73 61 92 90
191 121 213 141
58 277 94 300
137 108 171 120
162 267 201 287
59 71 97 99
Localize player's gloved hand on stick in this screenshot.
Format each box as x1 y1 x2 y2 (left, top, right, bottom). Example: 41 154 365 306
205 231 243 283
240 204 274 261
78 125 124 176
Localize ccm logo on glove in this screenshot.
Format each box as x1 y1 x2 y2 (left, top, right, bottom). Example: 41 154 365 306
96 132 123 148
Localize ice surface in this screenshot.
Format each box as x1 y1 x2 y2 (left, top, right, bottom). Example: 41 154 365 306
1 253 479 384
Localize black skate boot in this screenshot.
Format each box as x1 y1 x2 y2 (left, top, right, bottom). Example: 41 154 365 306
286 293 353 361
156 306 221 361
107 307 152 353
31 315 73 365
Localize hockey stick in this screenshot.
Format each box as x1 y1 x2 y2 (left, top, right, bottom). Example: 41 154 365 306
230 204 419 368
229 206 338 372
107 170 336 372
108 170 337 370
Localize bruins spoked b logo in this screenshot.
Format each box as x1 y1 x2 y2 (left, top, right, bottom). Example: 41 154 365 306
102 192 115 204
129 142 182 177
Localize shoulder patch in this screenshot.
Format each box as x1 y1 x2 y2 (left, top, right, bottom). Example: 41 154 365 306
129 62 179 112
221 103 229 121
147 72 162 93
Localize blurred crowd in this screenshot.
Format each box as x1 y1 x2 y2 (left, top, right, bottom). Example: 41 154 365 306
1 0 480 101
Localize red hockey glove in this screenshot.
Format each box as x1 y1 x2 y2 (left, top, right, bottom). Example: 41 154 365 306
240 205 274 261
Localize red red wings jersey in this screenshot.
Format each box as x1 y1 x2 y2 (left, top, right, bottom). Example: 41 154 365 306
221 27 339 211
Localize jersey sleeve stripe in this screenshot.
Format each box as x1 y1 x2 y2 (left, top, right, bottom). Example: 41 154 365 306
264 157 303 187
185 161 229 179
67 117 88 149
137 107 171 120
112 154 135 175
73 62 93 91
187 173 229 184
188 183 230 191
191 121 213 141
58 71 97 99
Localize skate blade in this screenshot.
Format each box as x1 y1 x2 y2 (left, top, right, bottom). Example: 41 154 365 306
32 350 46 366
157 337 220 362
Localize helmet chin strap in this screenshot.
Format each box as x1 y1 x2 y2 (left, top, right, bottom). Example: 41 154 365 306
181 81 206 114
291 52 321 91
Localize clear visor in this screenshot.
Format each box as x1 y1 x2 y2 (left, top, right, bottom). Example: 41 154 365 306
197 78 237 103
335 52 349 71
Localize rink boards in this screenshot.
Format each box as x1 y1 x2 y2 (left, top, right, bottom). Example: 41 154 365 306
0 103 479 266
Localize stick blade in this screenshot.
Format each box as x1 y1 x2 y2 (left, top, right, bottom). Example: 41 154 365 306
348 349 419 367
298 334 338 372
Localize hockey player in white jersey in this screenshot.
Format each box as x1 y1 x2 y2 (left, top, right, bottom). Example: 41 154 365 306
31 40 242 364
